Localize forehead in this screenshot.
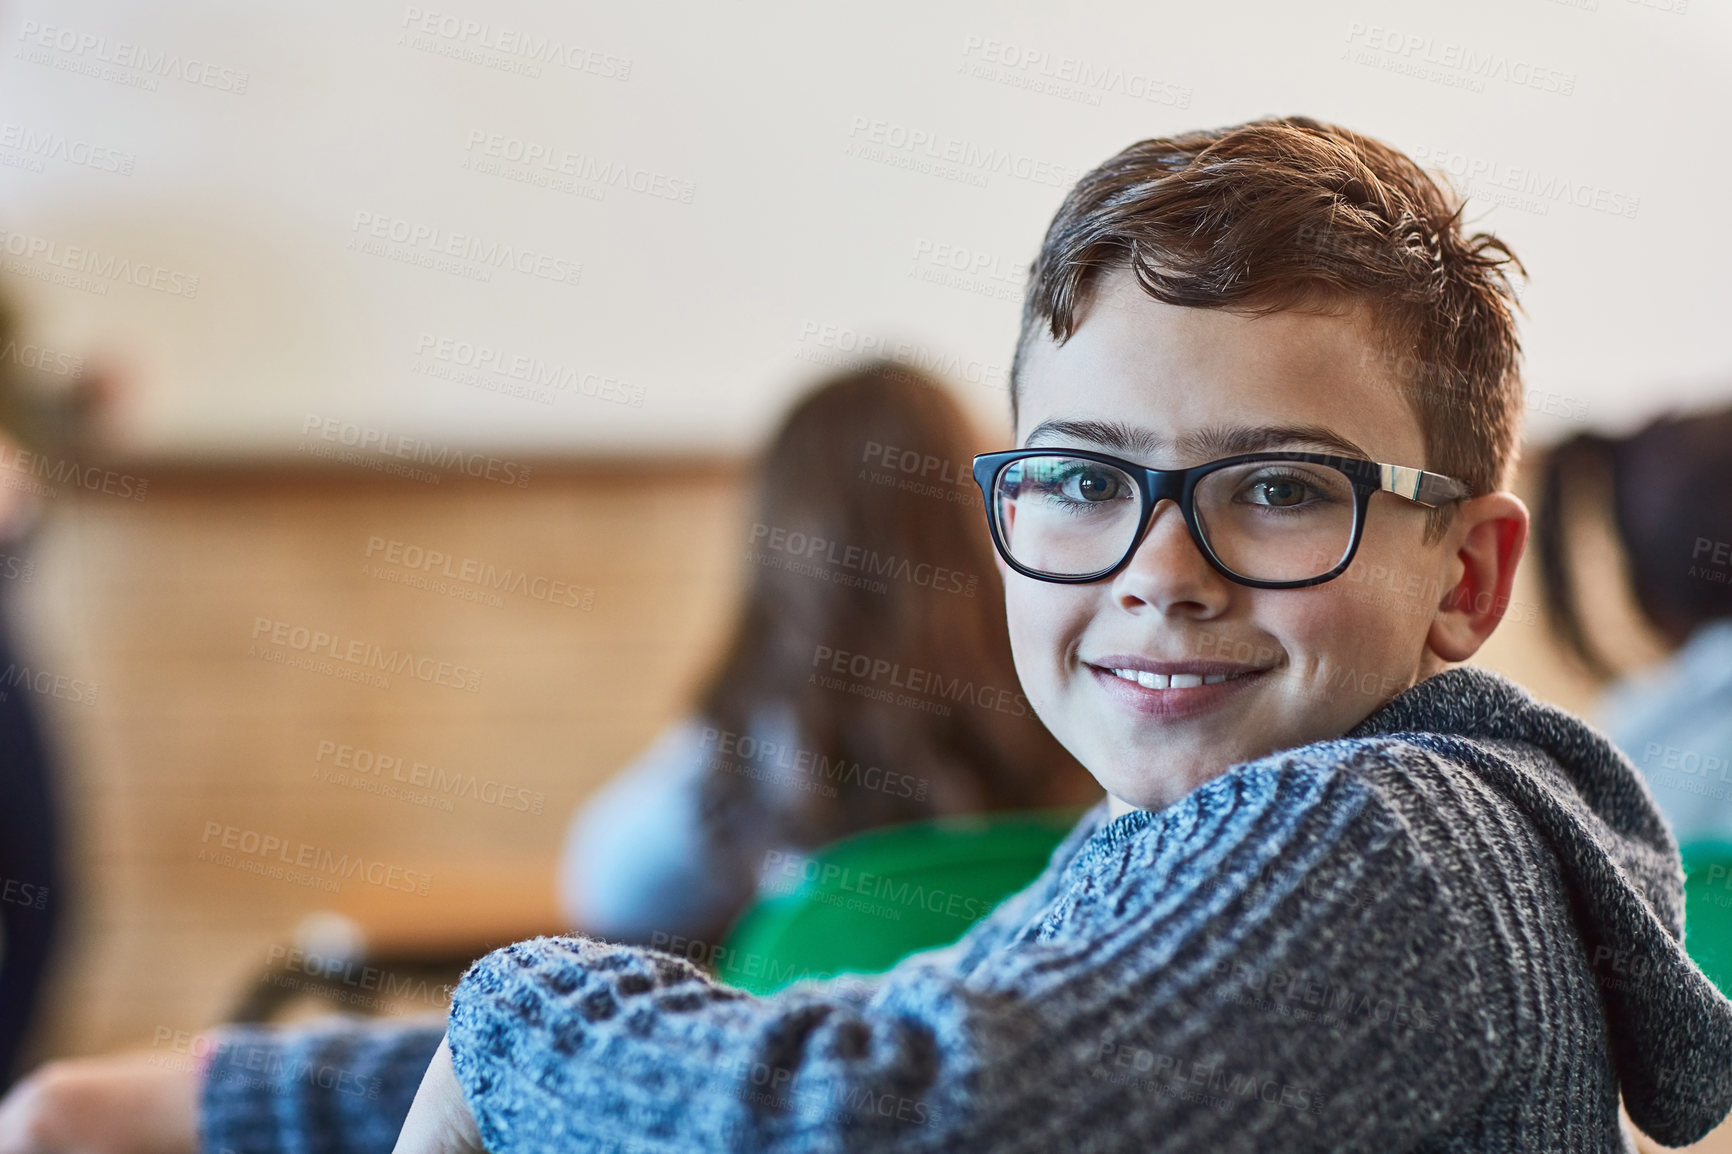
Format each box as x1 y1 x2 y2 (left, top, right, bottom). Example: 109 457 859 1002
1015 270 1423 466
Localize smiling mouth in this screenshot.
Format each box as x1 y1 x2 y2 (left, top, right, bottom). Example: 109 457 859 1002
1101 667 1258 689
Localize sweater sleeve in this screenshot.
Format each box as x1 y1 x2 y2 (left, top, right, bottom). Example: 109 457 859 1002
199 1017 444 1154
445 747 1517 1154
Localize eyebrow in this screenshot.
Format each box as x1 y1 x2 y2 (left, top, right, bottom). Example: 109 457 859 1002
1022 419 1372 462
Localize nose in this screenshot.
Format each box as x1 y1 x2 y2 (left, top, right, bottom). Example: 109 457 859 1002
1110 499 1233 617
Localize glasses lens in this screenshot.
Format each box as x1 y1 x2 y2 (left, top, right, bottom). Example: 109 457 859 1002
1193 459 1358 583
994 455 1142 577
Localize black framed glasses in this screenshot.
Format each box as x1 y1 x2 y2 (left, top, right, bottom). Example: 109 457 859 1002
972 448 1472 589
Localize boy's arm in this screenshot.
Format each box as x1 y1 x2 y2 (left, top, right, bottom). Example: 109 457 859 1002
443 748 1517 1153
200 1017 445 1154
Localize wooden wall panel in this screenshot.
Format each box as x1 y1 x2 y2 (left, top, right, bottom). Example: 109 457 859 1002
15 461 748 1058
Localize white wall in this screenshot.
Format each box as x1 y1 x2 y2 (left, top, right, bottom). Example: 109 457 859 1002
1 0 1727 457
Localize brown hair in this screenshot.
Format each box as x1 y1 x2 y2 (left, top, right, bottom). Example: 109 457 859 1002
1013 116 1526 527
1536 408 1732 676
692 363 1080 929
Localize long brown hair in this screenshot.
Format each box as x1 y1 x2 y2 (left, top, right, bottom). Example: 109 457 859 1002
693 363 1080 872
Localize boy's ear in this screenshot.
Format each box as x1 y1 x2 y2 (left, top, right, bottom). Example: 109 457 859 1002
1427 492 1530 664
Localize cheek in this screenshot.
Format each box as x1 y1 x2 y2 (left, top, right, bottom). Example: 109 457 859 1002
1002 580 1051 669
1267 586 1426 677
1003 581 1086 680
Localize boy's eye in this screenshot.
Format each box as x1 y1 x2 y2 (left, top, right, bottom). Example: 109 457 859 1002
1228 467 1345 510
1247 478 1308 507
1016 458 1133 505
1064 466 1125 503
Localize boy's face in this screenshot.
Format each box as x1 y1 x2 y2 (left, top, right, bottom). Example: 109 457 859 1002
1008 269 1456 815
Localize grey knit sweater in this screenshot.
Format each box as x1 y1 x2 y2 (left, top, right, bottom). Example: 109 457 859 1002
201 668 1732 1153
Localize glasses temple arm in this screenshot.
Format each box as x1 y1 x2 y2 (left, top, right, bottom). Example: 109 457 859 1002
1378 463 1473 507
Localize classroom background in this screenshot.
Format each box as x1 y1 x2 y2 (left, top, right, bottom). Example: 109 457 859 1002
0 6 1726 1149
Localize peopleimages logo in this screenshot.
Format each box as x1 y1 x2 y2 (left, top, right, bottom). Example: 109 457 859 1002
1641 742 1732 783
0 334 85 376
795 320 1009 393
759 849 990 921
150 1029 384 1100
1093 1043 1326 1115
1342 22 1576 96
398 7 632 80
15 20 251 94
1 875 48 911
462 131 694 204
364 536 595 609
810 644 1029 718
0 226 199 298
699 726 928 801
250 616 483 693
348 211 582 288
314 739 547 814
907 237 1023 303
1409 144 1639 221
0 442 148 500
299 415 532 487
0 659 98 708
0 122 135 174
956 35 1193 109
749 523 978 597
197 821 432 896
413 333 643 407
844 115 1079 189
860 439 975 492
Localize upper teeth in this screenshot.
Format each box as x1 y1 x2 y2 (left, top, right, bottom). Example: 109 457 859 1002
1111 669 1232 688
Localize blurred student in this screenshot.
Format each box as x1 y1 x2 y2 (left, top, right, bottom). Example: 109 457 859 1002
562 362 1097 948
0 291 111 1088
1537 406 1732 843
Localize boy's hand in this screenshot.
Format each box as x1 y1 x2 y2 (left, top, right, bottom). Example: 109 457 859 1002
0 1053 197 1154
391 1036 482 1154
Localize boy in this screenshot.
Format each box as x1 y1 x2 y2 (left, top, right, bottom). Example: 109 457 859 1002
382 115 1732 1152
8 117 1732 1154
